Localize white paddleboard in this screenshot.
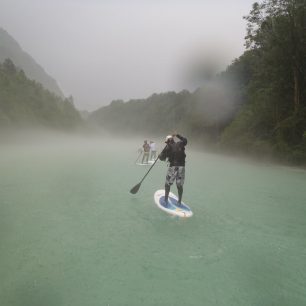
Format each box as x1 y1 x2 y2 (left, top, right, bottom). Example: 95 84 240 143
154 189 193 218
136 160 154 166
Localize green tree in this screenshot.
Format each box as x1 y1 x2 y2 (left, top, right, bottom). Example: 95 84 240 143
245 0 306 114
221 0 306 163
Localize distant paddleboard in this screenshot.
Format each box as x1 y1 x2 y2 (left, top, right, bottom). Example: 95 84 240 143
136 160 154 166
154 190 193 218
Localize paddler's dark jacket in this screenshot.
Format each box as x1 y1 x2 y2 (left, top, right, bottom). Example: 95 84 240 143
159 134 187 166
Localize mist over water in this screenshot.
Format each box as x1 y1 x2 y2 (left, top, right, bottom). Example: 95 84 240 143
1 133 306 305
1 0 305 303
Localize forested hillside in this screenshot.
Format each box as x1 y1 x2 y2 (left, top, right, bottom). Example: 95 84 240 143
90 91 193 136
0 58 81 129
221 0 306 163
89 83 240 143
90 0 306 164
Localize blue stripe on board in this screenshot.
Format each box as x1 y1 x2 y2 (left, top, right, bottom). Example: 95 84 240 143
159 196 190 211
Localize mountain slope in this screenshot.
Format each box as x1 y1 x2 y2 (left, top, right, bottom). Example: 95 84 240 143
0 28 64 97
0 58 81 129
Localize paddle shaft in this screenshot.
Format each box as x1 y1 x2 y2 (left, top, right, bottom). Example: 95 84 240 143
130 145 167 194
138 156 159 184
134 150 142 164
139 145 167 183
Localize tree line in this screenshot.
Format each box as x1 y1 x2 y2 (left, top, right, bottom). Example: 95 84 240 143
221 0 306 163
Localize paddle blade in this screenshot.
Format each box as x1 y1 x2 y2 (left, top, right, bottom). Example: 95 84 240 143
130 182 141 194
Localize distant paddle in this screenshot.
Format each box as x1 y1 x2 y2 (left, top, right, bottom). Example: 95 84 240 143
134 149 142 164
130 145 166 194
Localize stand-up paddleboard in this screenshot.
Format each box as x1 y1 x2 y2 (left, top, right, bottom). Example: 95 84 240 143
136 160 154 166
136 162 151 166
154 190 193 218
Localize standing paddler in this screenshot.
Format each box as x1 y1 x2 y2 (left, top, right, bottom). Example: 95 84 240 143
158 133 187 207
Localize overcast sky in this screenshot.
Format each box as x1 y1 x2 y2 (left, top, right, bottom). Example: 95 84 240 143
0 0 255 111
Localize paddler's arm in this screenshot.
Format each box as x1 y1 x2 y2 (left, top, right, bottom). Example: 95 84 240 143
158 145 168 161
175 133 187 146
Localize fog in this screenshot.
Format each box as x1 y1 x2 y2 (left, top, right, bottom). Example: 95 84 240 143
2 2 306 302
0 0 255 111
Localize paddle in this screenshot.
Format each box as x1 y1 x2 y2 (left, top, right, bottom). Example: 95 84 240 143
134 149 143 164
130 145 166 194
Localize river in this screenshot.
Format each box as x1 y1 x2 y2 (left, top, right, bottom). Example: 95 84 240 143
1 135 305 306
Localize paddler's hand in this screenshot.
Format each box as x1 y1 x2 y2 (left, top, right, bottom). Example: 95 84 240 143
158 153 166 161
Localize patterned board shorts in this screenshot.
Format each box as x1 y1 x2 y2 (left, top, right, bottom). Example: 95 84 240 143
165 166 185 187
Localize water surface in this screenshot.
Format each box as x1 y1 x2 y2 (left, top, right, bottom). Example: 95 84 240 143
1 136 306 306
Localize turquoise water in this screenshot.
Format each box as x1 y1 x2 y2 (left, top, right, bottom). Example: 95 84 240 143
1 136 306 306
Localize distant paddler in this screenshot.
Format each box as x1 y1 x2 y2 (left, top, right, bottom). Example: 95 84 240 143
141 140 150 164
149 140 157 161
